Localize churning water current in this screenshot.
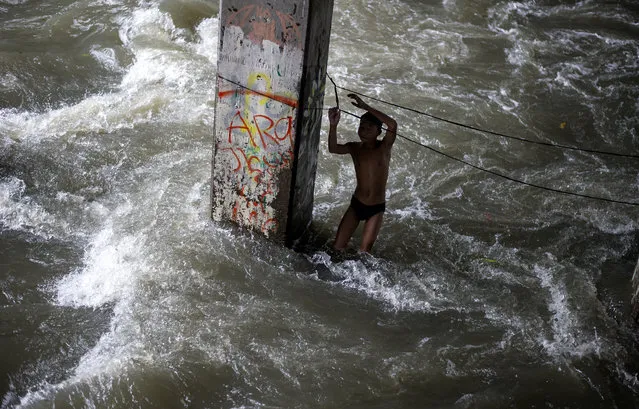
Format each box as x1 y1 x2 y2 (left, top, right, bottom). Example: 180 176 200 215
1 0 639 408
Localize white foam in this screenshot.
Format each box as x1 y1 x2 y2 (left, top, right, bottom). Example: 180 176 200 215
193 17 219 65
1 91 168 143
617 366 639 392
486 2 541 69
116 11 211 101
4 6 225 403
117 7 181 49
0 176 65 240
90 46 124 72
0 72 20 92
55 224 145 308
442 0 456 11
309 253 434 312
480 87 520 112
0 5 219 145
533 257 603 361
0 109 35 143
574 208 637 235
6 0 639 405
441 186 463 201
389 196 437 221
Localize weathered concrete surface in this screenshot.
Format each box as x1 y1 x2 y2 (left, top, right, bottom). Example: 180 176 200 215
632 259 639 322
212 0 334 245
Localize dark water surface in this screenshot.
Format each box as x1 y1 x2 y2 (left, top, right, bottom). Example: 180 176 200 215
2 0 639 408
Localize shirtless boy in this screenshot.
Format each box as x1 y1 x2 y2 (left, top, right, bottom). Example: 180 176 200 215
327 94 397 253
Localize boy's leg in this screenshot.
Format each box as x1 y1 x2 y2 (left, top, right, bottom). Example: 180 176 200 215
360 213 383 253
333 207 359 250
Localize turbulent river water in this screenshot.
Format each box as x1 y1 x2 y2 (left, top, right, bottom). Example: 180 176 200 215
2 0 639 408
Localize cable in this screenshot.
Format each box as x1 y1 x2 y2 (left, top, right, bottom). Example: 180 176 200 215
337 108 639 207
327 73 339 109
334 84 639 160
216 73 639 206
217 75 298 108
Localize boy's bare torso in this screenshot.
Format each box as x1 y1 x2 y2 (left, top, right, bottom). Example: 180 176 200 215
327 94 397 252
349 140 391 205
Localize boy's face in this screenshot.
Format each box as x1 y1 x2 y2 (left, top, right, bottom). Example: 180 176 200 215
358 119 381 141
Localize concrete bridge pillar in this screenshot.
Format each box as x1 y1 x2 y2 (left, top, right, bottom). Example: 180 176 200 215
211 0 334 246
632 259 639 322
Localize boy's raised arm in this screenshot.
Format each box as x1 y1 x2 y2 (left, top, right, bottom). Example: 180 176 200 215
348 94 397 147
328 107 350 154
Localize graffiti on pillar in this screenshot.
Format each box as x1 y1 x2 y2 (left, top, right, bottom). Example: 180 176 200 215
226 4 303 49
214 69 298 235
214 8 305 237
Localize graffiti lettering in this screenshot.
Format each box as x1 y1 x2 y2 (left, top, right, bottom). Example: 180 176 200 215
219 146 294 178
226 111 293 149
214 15 304 237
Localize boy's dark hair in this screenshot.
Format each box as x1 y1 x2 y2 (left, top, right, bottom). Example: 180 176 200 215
361 112 383 131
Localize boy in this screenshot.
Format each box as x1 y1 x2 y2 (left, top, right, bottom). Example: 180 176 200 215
327 93 398 253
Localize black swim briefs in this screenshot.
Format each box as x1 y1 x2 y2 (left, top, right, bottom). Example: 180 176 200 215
350 196 386 221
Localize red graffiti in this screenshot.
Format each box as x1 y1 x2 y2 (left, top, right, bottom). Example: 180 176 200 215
226 110 293 149
217 110 295 233
216 89 297 236
253 114 294 147
219 146 294 177
226 111 257 147
230 180 280 234
262 218 278 232
218 89 298 109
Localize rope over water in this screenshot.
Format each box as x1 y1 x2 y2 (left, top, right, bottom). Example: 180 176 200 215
337 108 639 207
216 73 639 207
327 73 340 109
335 84 639 160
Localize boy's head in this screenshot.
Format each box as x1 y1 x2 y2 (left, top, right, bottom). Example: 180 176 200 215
358 112 383 140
